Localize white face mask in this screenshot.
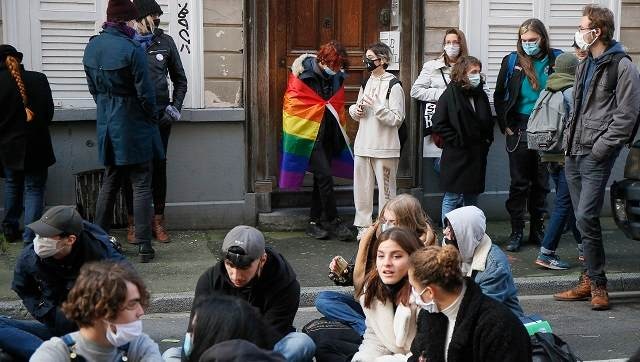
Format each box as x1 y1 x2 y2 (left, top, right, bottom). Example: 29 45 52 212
105 320 143 347
33 235 62 259
444 44 460 58
381 222 393 232
412 287 439 313
574 29 597 51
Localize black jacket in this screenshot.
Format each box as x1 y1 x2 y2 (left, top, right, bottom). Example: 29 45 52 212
199 339 286 362
11 222 126 335
146 29 188 111
432 82 493 194
493 50 561 132
0 63 55 172
408 278 531 362
191 247 301 342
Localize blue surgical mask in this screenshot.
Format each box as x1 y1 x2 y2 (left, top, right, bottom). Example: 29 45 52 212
468 74 481 88
522 41 541 56
183 332 193 357
323 65 337 76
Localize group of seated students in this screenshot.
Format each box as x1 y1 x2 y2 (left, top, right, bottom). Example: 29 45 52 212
0 197 532 362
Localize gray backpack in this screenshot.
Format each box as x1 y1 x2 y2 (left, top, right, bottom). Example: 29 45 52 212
527 87 570 153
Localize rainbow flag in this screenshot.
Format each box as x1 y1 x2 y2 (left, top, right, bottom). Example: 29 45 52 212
279 73 354 189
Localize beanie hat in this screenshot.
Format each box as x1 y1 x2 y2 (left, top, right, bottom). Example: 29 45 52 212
0 44 23 63
554 53 579 76
134 0 163 19
107 0 139 22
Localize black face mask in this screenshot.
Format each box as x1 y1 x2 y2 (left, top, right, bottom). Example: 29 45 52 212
153 19 161 28
365 58 379 72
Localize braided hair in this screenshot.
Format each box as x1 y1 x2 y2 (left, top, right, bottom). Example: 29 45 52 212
5 55 34 122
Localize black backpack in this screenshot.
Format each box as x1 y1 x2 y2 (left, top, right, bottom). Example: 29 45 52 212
531 332 582 362
360 76 408 151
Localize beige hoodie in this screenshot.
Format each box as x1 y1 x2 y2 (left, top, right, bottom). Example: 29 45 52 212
349 72 405 158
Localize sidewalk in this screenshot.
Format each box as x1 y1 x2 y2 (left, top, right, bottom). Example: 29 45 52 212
1 219 639 315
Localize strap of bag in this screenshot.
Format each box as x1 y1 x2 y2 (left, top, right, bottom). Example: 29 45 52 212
62 334 86 362
439 68 448 86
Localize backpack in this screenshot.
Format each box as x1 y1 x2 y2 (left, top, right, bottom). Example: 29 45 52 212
82 220 125 256
531 332 582 362
502 49 563 102
603 53 640 146
526 86 570 152
360 76 407 151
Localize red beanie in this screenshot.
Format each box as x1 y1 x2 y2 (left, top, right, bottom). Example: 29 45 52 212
107 0 139 22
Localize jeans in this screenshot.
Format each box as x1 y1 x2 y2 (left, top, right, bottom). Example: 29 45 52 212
2 168 48 242
506 128 549 231
540 163 581 254
95 162 153 246
433 157 441 175
565 149 620 286
308 139 338 222
0 316 54 360
441 192 479 225
273 332 316 362
315 291 366 336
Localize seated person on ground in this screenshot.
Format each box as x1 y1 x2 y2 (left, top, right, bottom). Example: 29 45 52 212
0 205 126 360
31 261 161 361
442 206 524 317
352 228 422 362
407 245 531 361
165 225 315 362
181 295 286 362
315 194 436 336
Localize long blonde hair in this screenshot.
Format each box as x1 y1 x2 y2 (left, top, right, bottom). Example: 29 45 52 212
379 194 437 244
135 15 156 35
5 55 34 122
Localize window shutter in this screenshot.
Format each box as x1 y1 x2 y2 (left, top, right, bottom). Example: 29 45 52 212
0 5 3 42
485 0 534 94
31 0 105 108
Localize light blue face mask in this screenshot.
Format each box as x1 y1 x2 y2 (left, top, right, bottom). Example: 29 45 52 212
468 74 481 88
323 66 337 76
183 332 193 357
522 41 541 56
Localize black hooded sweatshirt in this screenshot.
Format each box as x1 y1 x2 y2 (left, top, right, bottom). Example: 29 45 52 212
190 246 301 344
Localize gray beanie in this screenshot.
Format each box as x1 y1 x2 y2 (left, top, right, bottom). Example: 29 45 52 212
554 53 579 76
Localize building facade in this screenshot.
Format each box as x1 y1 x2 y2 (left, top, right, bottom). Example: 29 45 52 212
0 0 636 228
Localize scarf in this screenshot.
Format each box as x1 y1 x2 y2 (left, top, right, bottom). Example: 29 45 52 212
133 32 155 50
545 72 575 92
102 21 136 39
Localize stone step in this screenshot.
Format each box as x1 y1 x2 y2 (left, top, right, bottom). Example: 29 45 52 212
258 206 359 231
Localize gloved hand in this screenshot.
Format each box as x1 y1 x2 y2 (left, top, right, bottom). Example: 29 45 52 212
157 111 173 127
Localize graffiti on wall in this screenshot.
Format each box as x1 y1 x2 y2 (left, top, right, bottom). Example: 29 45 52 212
177 2 191 54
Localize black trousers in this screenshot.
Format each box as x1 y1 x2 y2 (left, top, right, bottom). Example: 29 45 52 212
308 137 338 222
505 118 549 231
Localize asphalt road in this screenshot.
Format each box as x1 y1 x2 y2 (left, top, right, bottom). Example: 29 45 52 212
143 292 640 361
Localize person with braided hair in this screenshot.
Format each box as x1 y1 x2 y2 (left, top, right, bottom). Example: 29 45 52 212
407 245 531 362
0 44 55 243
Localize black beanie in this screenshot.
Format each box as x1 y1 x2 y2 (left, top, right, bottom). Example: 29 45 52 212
134 0 163 19
107 0 139 22
0 44 23 63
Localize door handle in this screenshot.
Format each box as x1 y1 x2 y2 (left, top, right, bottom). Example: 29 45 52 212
322 17 333 29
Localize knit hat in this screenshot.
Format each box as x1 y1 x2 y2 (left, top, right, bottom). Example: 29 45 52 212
0 44 23 63
554 53 579 76
134 0 163 19
107 0 139 22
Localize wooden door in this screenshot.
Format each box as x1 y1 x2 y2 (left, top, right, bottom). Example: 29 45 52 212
269 0 391 190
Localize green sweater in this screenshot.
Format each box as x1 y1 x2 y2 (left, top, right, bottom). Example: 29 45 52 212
516 56 550 115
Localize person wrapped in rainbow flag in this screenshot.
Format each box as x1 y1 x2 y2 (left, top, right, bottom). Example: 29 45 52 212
279 41 354 241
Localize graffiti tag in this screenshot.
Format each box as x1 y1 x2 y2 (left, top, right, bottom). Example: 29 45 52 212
177 2 191 54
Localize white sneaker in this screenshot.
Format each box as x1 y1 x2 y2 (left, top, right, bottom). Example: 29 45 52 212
356 226 368 241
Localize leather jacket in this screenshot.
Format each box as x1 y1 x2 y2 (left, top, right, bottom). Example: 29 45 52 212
145 29 188 111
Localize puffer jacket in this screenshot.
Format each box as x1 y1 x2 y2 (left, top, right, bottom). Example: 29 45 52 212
564 41 640 159
144 28 188 111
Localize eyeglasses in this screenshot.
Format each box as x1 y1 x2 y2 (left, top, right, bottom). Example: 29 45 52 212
577 26 594 32
444 41 460 46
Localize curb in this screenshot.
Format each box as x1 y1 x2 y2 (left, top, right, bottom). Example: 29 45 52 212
2 273 639 317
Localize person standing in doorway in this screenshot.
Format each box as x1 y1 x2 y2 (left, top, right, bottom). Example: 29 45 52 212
0 45 55 244
349 42 405 240
120 0 188 244
494 18 563 252
83 0 162 263
554 5 640 310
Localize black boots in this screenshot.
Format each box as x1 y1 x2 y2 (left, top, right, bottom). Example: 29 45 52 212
506 230 523 252
139 243 155 263
306 219 354 241
306 221 329 240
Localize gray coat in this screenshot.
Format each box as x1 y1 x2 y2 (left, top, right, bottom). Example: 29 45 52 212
564 41 640 159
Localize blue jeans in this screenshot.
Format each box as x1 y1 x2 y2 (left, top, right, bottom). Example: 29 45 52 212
2 168 48 242
315 291 365 336
0 316 53 360
541 163 581 254
432 157 441 175
273 332 316 362
441 192 479 225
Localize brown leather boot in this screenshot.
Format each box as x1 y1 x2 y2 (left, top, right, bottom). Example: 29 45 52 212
126 215 136 244
553 273 591 301
590 283 610 310
153 214 169 243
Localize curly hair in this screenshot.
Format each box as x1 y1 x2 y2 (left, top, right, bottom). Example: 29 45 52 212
450 56 483 89
379 194 437 245
583 5 615 45
410 245 463 293
62 261 149 327
317 40 349 72
363 228 423 309
516 18 552 91
5 55 34 122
